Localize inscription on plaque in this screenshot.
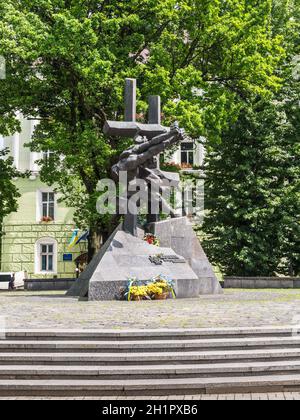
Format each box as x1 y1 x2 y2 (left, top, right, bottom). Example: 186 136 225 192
149 255 186 265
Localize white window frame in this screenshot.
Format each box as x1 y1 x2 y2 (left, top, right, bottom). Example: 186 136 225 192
35 238 57 275
181 142 195 166
42 150 54 161
36 188 56 222
41 244 54 272
41 192 55 219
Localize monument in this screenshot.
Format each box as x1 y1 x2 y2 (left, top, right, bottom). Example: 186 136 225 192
67 79 222 300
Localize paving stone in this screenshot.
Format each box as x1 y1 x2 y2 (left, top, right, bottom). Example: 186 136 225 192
284 392 300 400
269 393 286 400
1 393 299 400
234 394 253 400
251 394 266 400
1 289 300 330
201 395 219 400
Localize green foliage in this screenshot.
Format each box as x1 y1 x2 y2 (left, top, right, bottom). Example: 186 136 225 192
0 0 285 253
0 149 21 234
203 98 299 276
202 0 300 276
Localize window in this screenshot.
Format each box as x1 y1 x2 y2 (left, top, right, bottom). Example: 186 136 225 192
43 150 54 161
41 244 54 272
42 192 55 220
36 189 57 222
181 143 194 165
35 238 57 275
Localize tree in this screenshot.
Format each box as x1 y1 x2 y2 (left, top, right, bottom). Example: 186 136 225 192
202 0 300 276
203 97 299 276
278 1 300 276
0 148 20 235
0 0 284 259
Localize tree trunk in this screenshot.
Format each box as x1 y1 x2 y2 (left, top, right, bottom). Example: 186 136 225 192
88 227 103 263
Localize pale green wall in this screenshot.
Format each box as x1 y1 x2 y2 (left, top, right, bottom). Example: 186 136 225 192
19 119 31 172
1 178 87 279
5 178 74 224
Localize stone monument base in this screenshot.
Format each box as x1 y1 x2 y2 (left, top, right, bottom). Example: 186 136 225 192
89 230 200 301
67 217 222 301
148 217 223 295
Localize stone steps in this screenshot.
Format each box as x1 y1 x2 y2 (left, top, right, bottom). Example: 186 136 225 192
1 375 300 396
2 348 300 366
1 328 300 396
3 326 295 341
1 360 300 380
1 336 300 353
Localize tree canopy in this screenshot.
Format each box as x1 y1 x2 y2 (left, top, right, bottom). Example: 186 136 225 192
203 0 300 276
0 0 287 258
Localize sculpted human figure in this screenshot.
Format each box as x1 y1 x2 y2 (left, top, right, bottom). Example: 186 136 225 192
111 122 186 222
105 79 187 234
111 122 186 182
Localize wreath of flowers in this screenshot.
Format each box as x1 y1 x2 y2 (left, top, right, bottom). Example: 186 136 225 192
120 275 176 302
143 233 160 247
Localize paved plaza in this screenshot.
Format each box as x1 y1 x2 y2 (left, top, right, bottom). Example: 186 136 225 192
0 393 299 400
1 289 300 330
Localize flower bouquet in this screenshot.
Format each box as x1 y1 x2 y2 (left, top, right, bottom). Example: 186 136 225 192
129 285 149 301
119 276 176 301
122 278 150 302
150 275 176 300
143 233 160 247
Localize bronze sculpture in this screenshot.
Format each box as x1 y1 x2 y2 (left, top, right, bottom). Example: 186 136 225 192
105 79 186 235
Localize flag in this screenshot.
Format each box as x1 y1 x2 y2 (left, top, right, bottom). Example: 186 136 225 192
75 231 90 245
68 229 79 249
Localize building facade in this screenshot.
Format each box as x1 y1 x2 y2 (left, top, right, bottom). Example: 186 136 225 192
169 137 205 169
0 115 86 279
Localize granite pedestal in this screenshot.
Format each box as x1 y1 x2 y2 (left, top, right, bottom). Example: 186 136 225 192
88 230 200 301
67 218 222 301
148 217 223 295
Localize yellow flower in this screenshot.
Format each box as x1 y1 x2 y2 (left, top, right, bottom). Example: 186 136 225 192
130 285 148 297
146 283 164 295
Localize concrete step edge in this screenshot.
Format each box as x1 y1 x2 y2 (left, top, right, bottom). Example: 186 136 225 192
1 374 300 392
1 337 300 350
3 326 298 336
2 348 300 361
2 326 299 343
1 360 300 376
